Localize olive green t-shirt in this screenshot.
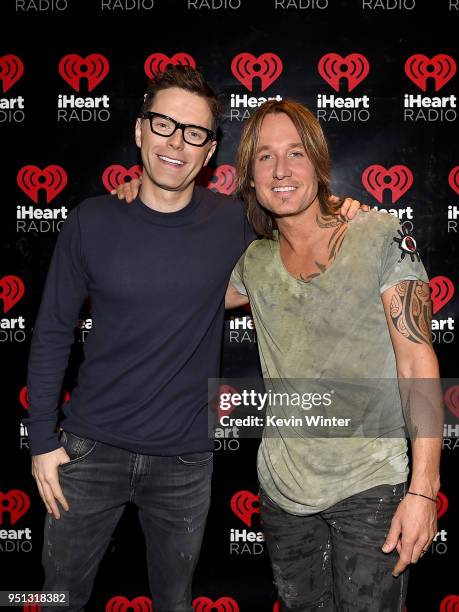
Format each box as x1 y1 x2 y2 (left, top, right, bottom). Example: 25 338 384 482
231 211 429 515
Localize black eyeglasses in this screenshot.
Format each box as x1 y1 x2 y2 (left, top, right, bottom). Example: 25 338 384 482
140 112 215 147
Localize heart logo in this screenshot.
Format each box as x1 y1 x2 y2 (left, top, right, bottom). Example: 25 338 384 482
318 53 370 93
17 165 67 204
231 53 283 92
436 491 449 519
144 53 196 79
0 490 31 525
105 596 152 611
208 165 237 195
361 165 413 204
59 54 109 93
429 276 455 314
440 594 459 612
19 386 29 410
405 54 456 93
448 166 459 196
102 165 142 193
444 385 459 419
193 596 239 612
0 54 24 94
0 276 25 313
230 490 260 527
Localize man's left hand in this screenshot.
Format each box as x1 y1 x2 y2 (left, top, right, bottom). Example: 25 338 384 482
382 494 437 576
330 195 370 220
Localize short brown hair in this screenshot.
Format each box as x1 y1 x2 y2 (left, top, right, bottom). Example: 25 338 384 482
236 99 342 239
141 65 222 131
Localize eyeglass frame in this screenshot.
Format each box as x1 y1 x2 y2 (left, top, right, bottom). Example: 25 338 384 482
140 111 216 147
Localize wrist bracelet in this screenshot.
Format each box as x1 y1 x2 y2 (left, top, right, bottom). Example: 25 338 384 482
407 491 437 503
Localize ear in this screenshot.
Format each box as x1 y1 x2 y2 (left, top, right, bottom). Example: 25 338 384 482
203 139 218 167
135 118 142 149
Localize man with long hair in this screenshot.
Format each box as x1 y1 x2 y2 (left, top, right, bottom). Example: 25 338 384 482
226 99 441 611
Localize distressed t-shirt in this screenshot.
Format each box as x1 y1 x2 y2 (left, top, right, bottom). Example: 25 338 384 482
231 211 429 515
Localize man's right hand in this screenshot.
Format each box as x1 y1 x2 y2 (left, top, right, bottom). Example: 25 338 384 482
32 448 71 519
110 178 141 203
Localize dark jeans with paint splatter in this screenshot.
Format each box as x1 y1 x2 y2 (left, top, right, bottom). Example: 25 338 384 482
260 483 408 612
41 430 213 612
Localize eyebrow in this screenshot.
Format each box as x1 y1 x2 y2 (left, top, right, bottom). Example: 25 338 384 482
256 141 305 153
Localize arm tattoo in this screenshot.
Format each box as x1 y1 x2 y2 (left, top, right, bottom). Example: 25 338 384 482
389 281 432 344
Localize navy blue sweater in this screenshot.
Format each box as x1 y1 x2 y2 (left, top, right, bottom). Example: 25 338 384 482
25 188 254 456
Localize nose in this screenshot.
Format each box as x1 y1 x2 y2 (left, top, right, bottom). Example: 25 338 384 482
273 155 292 180
167 127 185 150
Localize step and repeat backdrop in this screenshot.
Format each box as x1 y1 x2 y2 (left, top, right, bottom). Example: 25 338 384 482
1 0 458 610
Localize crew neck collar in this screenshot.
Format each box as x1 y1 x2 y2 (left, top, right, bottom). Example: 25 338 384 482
132 191 200 226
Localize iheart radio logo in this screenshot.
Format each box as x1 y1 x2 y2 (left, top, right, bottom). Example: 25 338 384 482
440 595 459 612
23 606 41 612
361 165 413 204
144 53 196 79
273 603 280 612
405 54 456 93
445 385 459 420
59 54 109 93
0 276 25 314
0 55 24 94
429 276 455 314
206 165 236 195
318 53 370 93
0 490 30 525
230 491 260 527
17 165 67 204
448 167 459 196
105 596 152 611
231 53 283 92
437 492 449 519
102 165 142 193
193 597 239 612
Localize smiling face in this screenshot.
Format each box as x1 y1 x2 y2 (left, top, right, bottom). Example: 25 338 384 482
135 87 217 203
251 112 319 219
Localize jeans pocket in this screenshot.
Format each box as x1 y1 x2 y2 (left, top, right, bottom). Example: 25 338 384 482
177 451 213 466
58 430 98 469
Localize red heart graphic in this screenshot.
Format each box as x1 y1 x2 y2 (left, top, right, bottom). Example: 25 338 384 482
193 596 239 612
445 385 459 419
231 53 283 92
361 165 413 204
19 386 29 410
429 276 455 314
318 53 370 93
273 602 280 612
144 53 196 79
448 166 459 196
17 165 67 204
59 54 109 93
440 594 459 612
230 490 260 527
207 165 236 195
0 276 25 313
102 165 142 193
437 491 449 519
23 606 41 612
0 490 31 525
405 54 456 93
0 54 24 94
105 595 153 612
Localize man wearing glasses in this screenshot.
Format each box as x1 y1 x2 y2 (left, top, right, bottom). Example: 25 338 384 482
25 66 362 612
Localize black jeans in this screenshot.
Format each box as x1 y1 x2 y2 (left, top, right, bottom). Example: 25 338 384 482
41 430 213 612
260 483 408 612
